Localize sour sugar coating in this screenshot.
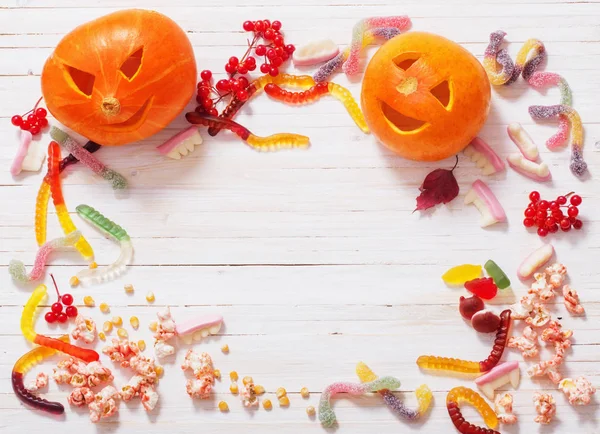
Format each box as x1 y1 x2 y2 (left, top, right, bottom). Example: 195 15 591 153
559 377 596 406
50 127 128 189
464 180 506 227
446 387 499 433
74 204 133 285
417 310 511 374
186 111 310 151
442 264 482 286
494 393 517 424
318 376 401 428
533 392 556 424
528 72 572 106
483 31 514 85
484 260 511 289
463 137 506 175
47 141 94 260
507 326 539 358
529 104 587 176
355 362 432 420
12 335 69 414
21 285 99 362
264 82 369 133
9 230 81 282
563 285 584 315
59 141 102 173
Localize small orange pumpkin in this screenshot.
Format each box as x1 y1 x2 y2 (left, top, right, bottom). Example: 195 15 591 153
41 9 197 146
361 32 491 161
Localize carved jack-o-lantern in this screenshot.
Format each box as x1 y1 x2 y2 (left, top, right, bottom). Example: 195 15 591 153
41 9 197 146
361 32 491 161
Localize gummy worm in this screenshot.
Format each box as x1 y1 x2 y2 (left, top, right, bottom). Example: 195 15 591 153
446 387 499 434
51 127 127 189
314 26 407 83
318 376 401 428
34 180 50 246
208 73 316 137
47 141 94 260
74 204 133 285
9 231 81 282
59 141 102 173
417 310 511 374
355 362 432 420
186 112 309 151
12 336 69 414
21 285 99 362
264 82 369 133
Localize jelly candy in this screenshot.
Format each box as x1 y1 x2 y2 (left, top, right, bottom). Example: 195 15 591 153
442 264 482 286
465 277 498 300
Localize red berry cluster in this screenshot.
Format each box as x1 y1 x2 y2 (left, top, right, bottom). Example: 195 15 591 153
195 19 295 115
523 191 583 237
11 97 48 136
45 274 77 324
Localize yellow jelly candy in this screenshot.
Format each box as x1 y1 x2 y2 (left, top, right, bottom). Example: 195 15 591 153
442 264 482 286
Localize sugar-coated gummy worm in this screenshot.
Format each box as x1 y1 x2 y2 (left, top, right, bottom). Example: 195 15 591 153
264 82 370 133
9 231 81 282
186 112 309 151
417 310 511 374
318 376 401 427
21 285 99 362
12 335 69 414
59 141 102 173
47 141 94 260
208 74 316 137
355 362 432 420
51 127 127 189
74 204 133 285
446 387 500 434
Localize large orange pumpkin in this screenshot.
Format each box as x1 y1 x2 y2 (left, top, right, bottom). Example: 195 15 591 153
361 32 491 161
41 9 197 146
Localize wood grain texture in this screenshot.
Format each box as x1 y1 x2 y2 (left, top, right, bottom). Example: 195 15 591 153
1 0 599 433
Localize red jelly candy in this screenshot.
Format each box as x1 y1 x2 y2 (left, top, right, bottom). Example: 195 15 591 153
464 277 498 300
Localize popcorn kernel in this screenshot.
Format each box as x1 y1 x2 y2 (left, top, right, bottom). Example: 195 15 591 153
111 316 123 326
276 387 287 399
229 371 238 381
149 321 158 332
117 328 128 339
300 387 310 398
99 303 110 313
146 291 155 303
214 369 221 380
221 344 229 353
138 340 146 351
254 385 265 395
279 395 290 407
83 296 95 307
89 262 98 269
124 284 134 294
306 405 316 416
242 376 253 386
263 399 272 410
130 316 140 329
103 321 113 333
98 332 106 341
230 383 239 394
218 401 229 412
69 276 79 287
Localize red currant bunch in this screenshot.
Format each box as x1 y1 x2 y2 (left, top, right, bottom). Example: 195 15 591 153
523 191 583 237
11 97 48 136
45 274 77 324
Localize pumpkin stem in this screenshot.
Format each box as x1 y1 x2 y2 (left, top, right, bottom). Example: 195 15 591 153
101 97 121 116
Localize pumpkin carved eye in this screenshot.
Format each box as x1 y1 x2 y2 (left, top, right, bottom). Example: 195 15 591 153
393 52 420 71
120 47 144 80
65 65 95 97
430 80 451 108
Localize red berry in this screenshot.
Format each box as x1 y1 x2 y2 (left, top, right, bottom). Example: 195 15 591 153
35 108 47 118
267 49 277 60
229 79 241 91
245 56 256 66
269 56 282 67
243 20 255 31
275 47 284 57
556 195 567 205
264 28 274 40
569 216 577 223
567 206 579 217
61 293 73 306
255 45 267 56
549 201 559 211
272 20 282 31
524 207 535 218
529 191 540 202
29 125 41 135
536 210 546 220
254 21 265 32
545 217 555 228
548 224 559 233
263 19 271 28
570 194 582 206
573 219 583 230
538 200 549 210
57 313 68 323
237 65 248 75
273 35 284 47
208 108 218 116
237 89 249 101
523 218 535 227
560 219 571 230
200 70 212 81
238 76 249 88
27 114 37 123
198 87 211 98
285 44 296 54
225 63 236 74
216 79 230 92
281 52 289 61
45 312 57 323
260 63 271 73
202 98 214 109
20 121 31 131
268 66 279 77
247 62 257 71
51 302 63 314
537 227 548 237
229 56 239 66
39 118 49 127
65 305 78 318
11 115 23 126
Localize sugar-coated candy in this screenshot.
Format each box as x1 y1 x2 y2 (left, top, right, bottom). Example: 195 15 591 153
9 230 81 282
442 264 482 286
74 204 133 285
483 31 514 85
563 285 584 315
318 376 401 427
446 386 499 433
507 153 552 182
517 244 554 280
507 326 539 358
484 260 511 290
533 392 556 424
293 39 339 66
528 72 572 106
464 180 506 227
156 126 203 160
463 137 506 175
465 277 498 300
507 123 539 161
494 393 517 424
475 361 520 400
11 130 45 176
59 141 102 173
50 127 128 189
559 376 596 406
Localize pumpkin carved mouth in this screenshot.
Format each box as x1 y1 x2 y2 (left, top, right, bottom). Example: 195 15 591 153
380 101 429 133
102 96 154 132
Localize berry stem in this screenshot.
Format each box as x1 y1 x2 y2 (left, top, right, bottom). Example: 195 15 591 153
50 273 61 298
20 96 44 117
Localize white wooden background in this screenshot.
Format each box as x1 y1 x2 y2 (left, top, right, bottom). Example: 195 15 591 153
1 0 599 433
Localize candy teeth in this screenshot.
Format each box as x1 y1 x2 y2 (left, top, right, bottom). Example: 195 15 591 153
518 244 554 280
507 123 539 161
156 126 202 160
293 39 339 66
475 361 520 400
507 153 551 182
464 137 506 175
11 130 45 175
176 314 223 344
464 180 507 227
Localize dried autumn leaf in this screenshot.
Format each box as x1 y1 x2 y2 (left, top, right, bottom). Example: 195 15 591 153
414 156 460 212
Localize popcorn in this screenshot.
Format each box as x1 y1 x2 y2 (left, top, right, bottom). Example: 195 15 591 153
154 308 176 360
533 392 556 424
89 386 120 423
102 338 140 367
26 372 48 392
494 393 517 424
545 263 567 288
67 387 95 407
525 303 551 327
71 315 97 344
529 273 556 301
527 321 572 384
563 285 584 315
240 382 259 408
182 350 215 399
154 340 175 359
53 357 113 388
559 376 596 406
510 295 534 320
507 326 539 358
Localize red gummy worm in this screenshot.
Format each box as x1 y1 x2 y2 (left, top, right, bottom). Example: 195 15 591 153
47 142 64 206
207 83 259 137
479 309 511 372
186 111 252 140
447 400 500 434
264 82 330 104
34 334 99 363
12 371 64 414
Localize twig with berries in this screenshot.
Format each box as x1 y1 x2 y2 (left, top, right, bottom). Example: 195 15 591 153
524 191 583 237
45 274 78 324
11 97 49 136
